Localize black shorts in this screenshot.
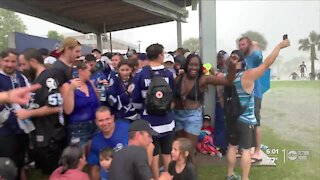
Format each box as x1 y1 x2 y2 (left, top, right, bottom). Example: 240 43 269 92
153 133 175 156
0 134 29 168
254 97 262 126
226 120 256 149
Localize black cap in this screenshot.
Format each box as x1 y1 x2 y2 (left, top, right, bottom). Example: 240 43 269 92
0 157 17 180
217 50 227 58
129 120 159 136
231 50 245 62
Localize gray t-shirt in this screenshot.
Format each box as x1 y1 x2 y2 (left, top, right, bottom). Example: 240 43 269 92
52 60 72 84
109 146 152 180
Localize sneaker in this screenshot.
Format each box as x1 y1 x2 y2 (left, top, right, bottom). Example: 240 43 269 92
226 173 241 180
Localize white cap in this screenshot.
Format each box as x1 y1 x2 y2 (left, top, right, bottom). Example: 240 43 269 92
44 56 57 65
163 53 174 63
184 52 191 59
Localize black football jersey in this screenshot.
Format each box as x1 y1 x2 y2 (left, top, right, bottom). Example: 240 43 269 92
30 69 64 147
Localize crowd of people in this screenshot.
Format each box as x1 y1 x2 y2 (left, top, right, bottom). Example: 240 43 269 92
0 36 290 180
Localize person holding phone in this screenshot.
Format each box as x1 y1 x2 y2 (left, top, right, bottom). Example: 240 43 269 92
226 39 290 180
62 61 99 147
238 37 264 163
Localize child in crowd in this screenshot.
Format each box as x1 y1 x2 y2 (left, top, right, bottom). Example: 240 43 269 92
201 115 214 135
197 115 220 156
99 147 114 180
169 138 197 180
49 145 89 180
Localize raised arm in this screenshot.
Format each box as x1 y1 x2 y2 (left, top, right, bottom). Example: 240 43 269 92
62 79 82 115
204 54 238 86
244 39 290 82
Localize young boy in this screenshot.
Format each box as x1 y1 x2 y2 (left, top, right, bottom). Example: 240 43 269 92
99 147 114 180
197 115 220 156
202 115 214 135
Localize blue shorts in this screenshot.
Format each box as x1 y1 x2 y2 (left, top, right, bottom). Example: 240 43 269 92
173 108 203 136
68 120 96 147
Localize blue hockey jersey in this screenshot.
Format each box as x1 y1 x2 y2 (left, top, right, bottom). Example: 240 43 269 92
0 71 29 135
108 74 139 121
131 65 175 136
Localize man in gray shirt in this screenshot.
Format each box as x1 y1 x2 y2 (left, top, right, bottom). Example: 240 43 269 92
109 120 172 180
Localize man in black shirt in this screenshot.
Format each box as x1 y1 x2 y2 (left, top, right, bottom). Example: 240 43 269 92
109 120 172 180
16 48 65 174
52 37 81 85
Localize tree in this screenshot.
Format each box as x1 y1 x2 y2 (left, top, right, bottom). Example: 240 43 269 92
47 30 64 41
237 31 268 51
182 37 199 53
0 8 27 50
298 31 320 80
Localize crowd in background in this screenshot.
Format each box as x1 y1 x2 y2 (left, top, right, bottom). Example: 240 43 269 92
0 36 290 180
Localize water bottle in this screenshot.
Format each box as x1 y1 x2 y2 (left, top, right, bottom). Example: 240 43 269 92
100 84 107 102
72 66 79 78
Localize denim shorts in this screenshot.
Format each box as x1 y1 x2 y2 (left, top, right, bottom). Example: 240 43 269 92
68 120 96 147
173 107 203 136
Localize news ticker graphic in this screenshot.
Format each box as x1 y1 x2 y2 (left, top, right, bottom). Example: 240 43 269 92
264 148 311 164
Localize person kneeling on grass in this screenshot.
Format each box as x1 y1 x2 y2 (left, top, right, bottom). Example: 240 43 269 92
226 39 290 180
50 144 89 180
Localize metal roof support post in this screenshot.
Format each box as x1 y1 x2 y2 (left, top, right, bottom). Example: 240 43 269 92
177 21 182 48
109 32 113 53
96 33 102 51
199 0 217 118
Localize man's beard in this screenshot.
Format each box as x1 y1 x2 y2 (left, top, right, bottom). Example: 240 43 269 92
23 68 36 82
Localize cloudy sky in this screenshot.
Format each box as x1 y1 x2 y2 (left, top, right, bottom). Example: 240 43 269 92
17 0 320 61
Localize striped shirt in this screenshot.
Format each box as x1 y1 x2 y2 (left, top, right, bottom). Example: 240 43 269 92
234 72 257 125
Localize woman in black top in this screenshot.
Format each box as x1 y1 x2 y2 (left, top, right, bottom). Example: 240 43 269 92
173 53 239 147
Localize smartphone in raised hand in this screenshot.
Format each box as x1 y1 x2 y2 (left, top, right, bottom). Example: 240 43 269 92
283 34 288 40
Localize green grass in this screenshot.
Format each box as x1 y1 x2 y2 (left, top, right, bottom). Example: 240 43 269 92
270 80 320 90
198 126 320 180
199 81 320 180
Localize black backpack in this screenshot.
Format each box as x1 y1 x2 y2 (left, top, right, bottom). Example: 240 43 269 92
223 84 250 121
145 66 173 116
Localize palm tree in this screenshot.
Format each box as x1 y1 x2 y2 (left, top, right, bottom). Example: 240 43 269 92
298 31 320 80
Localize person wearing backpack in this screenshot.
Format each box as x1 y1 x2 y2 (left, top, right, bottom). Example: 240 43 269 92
225 39 290 180
131 43 175 180
173 53 238 150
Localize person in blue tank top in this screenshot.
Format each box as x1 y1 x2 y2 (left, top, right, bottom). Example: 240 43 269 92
62 60 99 147
239 38 265 162
226 39 290 180
108 60 139 122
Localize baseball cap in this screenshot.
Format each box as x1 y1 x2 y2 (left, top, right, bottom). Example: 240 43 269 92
217 50 227 58
204 114 211 121
184 52 191 59
57 37 81 53
231 50 245 62
129 120 159 136
163 53 174 63
0 157 17 180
